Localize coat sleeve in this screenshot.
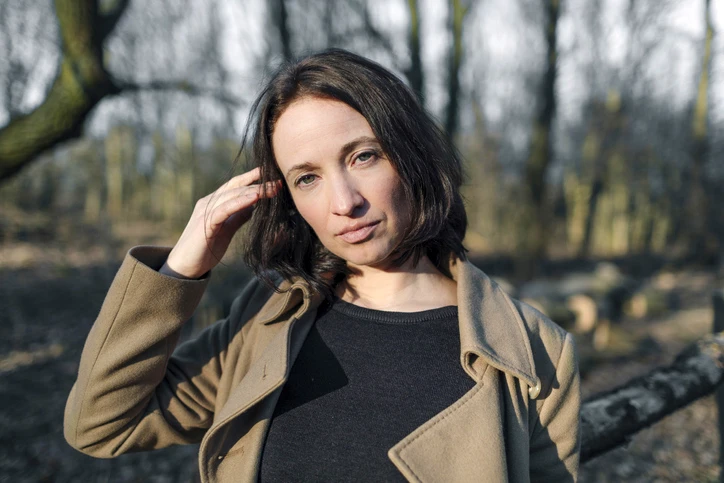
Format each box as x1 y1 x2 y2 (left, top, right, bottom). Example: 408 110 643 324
529 332 581 482
63 246 264 458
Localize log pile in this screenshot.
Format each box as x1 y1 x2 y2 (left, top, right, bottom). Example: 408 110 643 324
515 262 638 348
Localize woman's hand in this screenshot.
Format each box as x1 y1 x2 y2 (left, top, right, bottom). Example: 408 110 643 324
160 167 281 279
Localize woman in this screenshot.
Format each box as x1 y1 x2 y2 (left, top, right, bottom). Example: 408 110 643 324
64 49 580 482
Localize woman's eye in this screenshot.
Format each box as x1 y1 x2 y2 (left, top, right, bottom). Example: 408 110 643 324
296 174 316 186
356 151 377 163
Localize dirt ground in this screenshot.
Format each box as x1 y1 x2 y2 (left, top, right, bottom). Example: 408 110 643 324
0 233 721 482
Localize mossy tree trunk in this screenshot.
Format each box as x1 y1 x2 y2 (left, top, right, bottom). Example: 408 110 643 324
0 0 128 181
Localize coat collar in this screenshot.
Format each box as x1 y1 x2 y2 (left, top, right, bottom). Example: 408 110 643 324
448 257 540 395
252 257 540 394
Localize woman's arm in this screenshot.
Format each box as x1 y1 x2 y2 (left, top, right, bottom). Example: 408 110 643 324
63 246 262 457
64 168 280 457
529 332 581 482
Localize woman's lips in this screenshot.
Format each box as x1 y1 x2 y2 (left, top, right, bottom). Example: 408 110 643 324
337 222 379 243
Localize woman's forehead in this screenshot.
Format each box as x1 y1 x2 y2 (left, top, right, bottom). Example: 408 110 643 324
272 98 377 169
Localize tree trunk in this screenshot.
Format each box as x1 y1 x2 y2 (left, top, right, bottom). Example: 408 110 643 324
405 0 425 104
444 0 468 140
272 0 293 62
685 0 714 262
579 91 623 257
0 0 123 182
518 0 560 275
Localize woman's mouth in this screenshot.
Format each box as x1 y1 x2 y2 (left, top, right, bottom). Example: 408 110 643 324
337 222 379 243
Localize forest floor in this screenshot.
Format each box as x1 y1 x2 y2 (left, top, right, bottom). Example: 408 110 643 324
578 268 721 482
0 218 721 482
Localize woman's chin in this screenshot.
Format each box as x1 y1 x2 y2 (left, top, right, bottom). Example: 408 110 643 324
342 252 397 272
325 235 400 271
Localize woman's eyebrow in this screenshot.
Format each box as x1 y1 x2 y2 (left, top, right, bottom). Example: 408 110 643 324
285 161 317 180
284 136 381 180
338 136 380 159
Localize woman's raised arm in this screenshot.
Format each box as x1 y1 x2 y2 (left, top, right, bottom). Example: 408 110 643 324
64 169 280 456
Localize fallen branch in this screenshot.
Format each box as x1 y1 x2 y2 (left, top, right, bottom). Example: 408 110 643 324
580 328 724 462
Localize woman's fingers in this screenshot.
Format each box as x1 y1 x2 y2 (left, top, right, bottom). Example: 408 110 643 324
209 169 281 205
219 167 262 191
206 181 281 218
204 181 282 237
162 171 282 279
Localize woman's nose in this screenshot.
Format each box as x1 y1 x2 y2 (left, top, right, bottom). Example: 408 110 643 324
330 176 364 216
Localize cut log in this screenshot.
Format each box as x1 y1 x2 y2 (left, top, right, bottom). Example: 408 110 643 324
581 330 724 462
519 263 636 318
566 293 598 333
521 296 577 331
624 288 677 319
519 264 639 351
591 318 611 351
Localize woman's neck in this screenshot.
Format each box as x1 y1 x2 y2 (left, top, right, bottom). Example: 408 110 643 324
336 255 457 312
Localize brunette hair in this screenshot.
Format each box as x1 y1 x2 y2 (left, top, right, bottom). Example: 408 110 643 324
240 48 467 298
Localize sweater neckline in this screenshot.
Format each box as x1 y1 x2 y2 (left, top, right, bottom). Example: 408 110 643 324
327 297 458 325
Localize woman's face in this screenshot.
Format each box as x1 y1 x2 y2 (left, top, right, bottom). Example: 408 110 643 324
272 96 410 271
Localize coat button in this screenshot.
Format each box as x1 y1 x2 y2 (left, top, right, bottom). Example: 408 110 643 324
528 380 541 399
217 454 225 461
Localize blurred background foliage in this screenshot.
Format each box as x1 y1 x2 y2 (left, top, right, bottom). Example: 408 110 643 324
0 0 720 271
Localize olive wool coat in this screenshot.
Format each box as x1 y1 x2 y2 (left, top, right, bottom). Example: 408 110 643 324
64 246 581 482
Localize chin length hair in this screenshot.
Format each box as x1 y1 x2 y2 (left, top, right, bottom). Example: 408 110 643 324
241 48 468 299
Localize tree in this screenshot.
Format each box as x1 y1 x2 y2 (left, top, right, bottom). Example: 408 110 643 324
518 0 561 272
444 0 470 140
0 0 123 181
0 0 240 183
405 0 425 104
272 0 294 62
685 0 715 262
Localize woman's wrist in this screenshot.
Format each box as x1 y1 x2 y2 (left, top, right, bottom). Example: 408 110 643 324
159 261 200 280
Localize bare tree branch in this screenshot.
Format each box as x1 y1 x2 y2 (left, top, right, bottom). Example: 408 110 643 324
113 79 244 108
358 2 397 56
98 0 131 42
345 0 399 68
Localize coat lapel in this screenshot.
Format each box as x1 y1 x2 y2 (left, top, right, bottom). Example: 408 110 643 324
387 258 543 482
388 364 509 482
213 281 321 426
198 283 322 481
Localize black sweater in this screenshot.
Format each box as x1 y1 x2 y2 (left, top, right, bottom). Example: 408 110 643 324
259 297 475 482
